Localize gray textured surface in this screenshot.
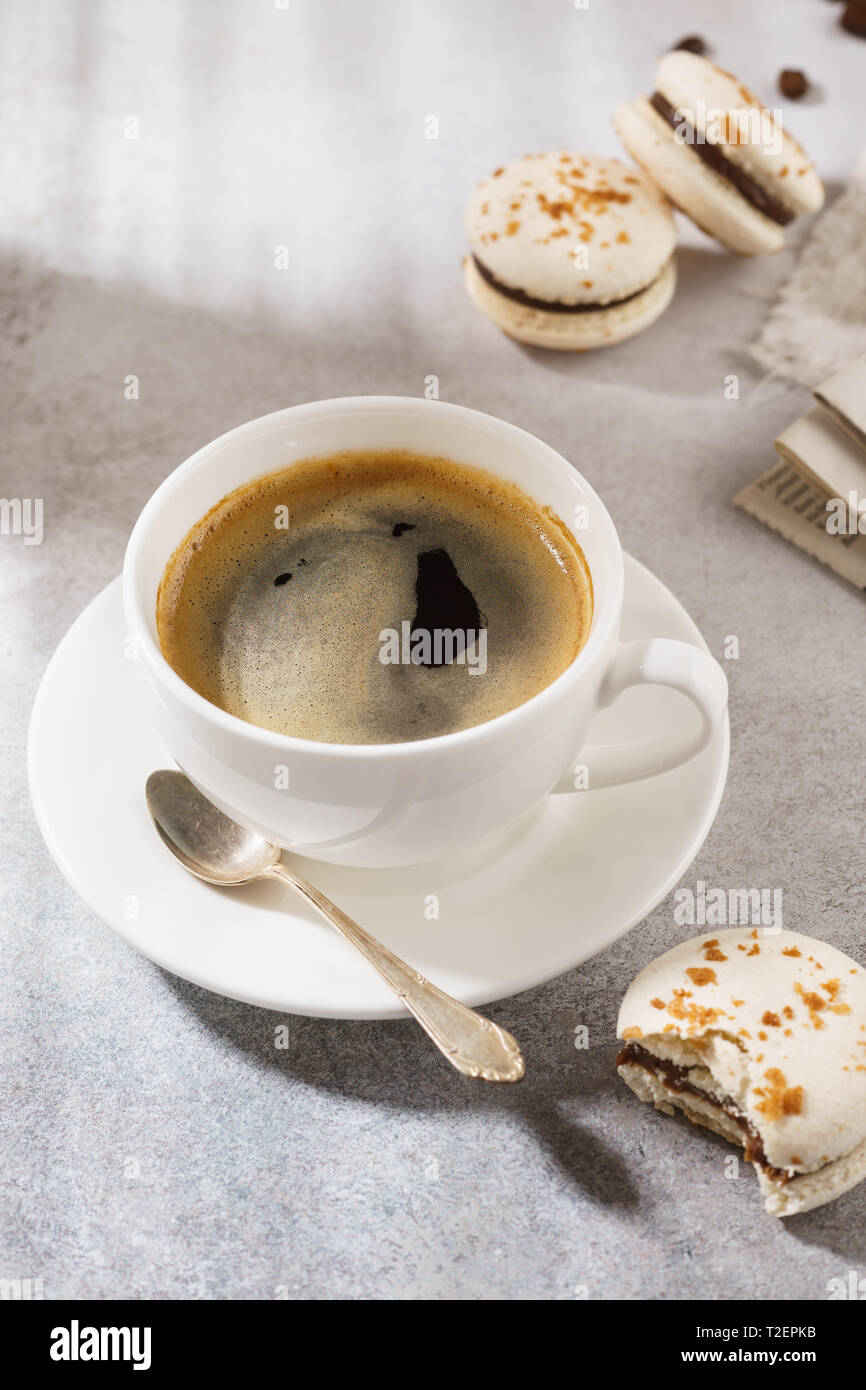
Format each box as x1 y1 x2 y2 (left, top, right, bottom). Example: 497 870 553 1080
2 0 865 1300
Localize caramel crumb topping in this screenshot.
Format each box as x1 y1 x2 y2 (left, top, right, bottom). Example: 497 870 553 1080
686 967 717 987
536 193 570 222
704 948 728 962
723 113 744 145
754 1068 804 1120
782 1088 804 1115
795 982 826 1028
762 1012 781 1027
666 992 723 1032
528 178 632 230
747 944 760 957
782 947 801 957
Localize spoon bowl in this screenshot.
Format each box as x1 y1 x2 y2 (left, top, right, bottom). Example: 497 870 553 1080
146 770 280 885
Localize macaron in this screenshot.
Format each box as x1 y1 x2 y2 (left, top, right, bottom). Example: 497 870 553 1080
614 51 824 255
616 928 866 1217
463 152 677 351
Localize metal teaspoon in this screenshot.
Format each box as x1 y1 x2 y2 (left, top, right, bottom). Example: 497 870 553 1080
145 770 524 1083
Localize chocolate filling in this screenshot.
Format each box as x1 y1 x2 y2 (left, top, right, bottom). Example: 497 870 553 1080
649 91 795 227
471 254 658 314
617 1042 797 1184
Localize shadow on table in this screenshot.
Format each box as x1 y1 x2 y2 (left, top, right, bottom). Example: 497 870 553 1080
508 245 756 395
779 1202 866 1264
165 956 866 1256
163 966 641 1212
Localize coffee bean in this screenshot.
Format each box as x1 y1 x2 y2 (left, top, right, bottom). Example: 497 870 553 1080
673 35 706 55
841 0 866 36
779 69 809 99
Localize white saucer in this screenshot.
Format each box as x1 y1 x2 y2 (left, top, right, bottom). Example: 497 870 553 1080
28 558 729 1019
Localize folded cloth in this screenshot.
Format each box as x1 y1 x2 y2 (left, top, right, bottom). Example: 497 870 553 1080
750 150 866 386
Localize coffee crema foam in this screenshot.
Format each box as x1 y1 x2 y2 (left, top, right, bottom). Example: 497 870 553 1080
156 450 593 744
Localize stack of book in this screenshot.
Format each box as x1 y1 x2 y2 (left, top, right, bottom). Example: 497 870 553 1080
735 360 866 590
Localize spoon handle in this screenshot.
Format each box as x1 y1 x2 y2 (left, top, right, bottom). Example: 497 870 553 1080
268 862 524 1083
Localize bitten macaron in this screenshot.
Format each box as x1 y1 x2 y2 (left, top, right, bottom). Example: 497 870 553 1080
616 929 866 1217
614 51 824 255
463 152 677 351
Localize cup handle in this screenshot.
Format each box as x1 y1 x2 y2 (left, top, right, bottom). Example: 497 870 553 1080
553 638 728 792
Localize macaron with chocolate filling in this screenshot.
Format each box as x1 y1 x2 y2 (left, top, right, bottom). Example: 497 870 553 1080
616 929 866 1217
614 51 824 255
463 152 677 351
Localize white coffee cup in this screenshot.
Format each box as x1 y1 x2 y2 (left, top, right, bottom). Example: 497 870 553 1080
123 397 728 868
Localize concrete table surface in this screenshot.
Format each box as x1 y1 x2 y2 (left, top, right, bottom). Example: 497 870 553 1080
2 0 864 1299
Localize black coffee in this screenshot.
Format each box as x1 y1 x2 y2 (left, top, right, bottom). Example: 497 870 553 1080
156 450 593 743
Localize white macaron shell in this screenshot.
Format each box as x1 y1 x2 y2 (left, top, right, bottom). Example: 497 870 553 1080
465 153 675 307
614 98 785 255
463 254 676 351
617 928 866 1173
655 52 824 215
